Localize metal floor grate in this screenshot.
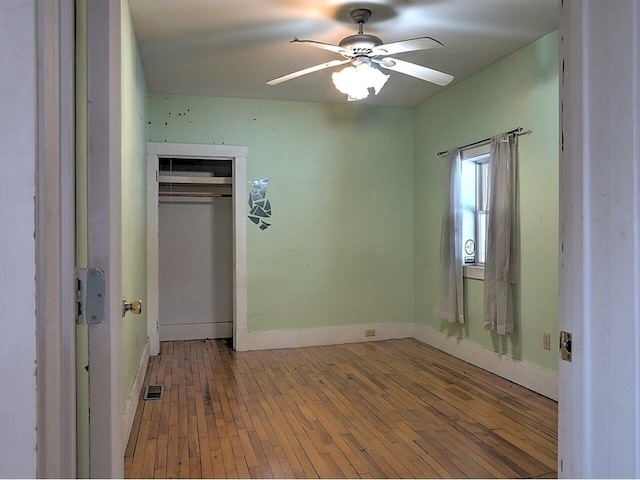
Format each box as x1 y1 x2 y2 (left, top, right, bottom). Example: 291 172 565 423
143 385 164 400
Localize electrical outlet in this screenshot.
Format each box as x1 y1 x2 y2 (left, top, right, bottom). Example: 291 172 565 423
365 329 376 337
543 332 551 350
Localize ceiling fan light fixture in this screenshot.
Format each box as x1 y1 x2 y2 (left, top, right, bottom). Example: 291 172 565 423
331 63 389 100
267 8 453 100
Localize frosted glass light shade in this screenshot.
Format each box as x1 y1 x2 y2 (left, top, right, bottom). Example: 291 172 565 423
331 63 389 100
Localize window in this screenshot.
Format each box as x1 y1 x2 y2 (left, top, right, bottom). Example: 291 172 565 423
461 144 490 268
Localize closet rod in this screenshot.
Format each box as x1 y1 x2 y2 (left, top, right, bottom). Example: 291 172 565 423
159 192 232 198
436 127 526 157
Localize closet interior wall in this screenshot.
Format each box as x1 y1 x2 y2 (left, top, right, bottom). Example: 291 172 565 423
157 158 234 341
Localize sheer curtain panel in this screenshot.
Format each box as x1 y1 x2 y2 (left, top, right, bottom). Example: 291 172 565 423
436 149 464 323
483 133 518 334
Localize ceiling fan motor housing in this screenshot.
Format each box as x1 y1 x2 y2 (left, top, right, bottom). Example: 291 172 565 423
339 33 383 55
340 8 382 56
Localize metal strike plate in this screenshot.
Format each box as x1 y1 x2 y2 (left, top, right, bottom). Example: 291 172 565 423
560 331 572 362
76 267 106 325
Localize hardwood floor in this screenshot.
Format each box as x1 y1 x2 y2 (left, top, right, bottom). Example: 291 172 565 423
125 338 557 479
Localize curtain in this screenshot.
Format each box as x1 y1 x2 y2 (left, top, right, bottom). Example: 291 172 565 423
483 133 518 334
436 148 464 323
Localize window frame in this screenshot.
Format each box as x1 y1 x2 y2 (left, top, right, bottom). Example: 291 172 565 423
460 144 491 279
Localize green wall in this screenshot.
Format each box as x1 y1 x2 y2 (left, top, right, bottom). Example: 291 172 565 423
121 0 149 406
413 31 559 372
145 31 559 374
147 97 415 332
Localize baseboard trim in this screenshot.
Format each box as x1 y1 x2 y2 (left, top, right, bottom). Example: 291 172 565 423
246 322 414 351
123 337 150 445
412 323 558 400
243 322 557 400
160 322 232 341
164 320 557 400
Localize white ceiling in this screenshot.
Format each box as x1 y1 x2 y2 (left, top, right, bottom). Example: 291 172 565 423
128 0 558 108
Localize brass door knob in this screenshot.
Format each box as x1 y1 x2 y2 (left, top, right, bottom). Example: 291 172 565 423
122 297 143 317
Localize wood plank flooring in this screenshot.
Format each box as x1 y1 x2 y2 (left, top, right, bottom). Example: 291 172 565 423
125 338 557 478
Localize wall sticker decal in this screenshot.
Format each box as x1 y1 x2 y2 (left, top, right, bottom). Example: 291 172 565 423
248 177 272 230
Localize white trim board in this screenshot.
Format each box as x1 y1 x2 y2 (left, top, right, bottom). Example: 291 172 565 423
246 322 414 351
122 338 149 447
147 142 248 355
160 322 233 342
412 323 558 400
85 2 124 476
35 0 77 477
2 2 40 476
243 321 557 400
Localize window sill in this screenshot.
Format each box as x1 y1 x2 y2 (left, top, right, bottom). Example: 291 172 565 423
464 265 484 280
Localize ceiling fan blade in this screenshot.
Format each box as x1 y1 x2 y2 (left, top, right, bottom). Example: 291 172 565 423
371 37 443 56
374 57 453 86
291 38 350 56
266 59 351 86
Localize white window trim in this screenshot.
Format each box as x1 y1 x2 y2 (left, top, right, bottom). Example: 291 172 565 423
461 143 491 272
464 265 485 280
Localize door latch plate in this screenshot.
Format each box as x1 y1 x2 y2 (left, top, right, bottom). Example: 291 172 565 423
76 267 106 325
560 330 572 362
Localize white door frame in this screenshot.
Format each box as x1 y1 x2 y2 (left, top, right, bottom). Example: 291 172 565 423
559 1 640 477
147 142 248 354
36 0 77 477
1 0 77 477
85 1 123 477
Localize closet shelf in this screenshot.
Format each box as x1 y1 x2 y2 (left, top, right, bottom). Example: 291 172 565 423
158 175 232 185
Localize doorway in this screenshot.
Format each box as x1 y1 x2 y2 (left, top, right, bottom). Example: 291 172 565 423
158 157 234 341
147 142 249 355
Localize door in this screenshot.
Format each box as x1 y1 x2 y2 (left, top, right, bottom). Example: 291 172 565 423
77 1 124 477
559 1 640 477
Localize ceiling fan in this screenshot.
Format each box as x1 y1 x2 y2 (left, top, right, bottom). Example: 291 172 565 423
266 8 454 101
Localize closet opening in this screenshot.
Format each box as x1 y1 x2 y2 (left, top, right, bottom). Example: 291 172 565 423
158 157 233 342
147 142 248 355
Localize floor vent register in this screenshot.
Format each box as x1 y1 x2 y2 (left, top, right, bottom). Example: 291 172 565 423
143 385 164 400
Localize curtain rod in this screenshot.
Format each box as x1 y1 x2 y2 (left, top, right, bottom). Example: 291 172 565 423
436 127 527 157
